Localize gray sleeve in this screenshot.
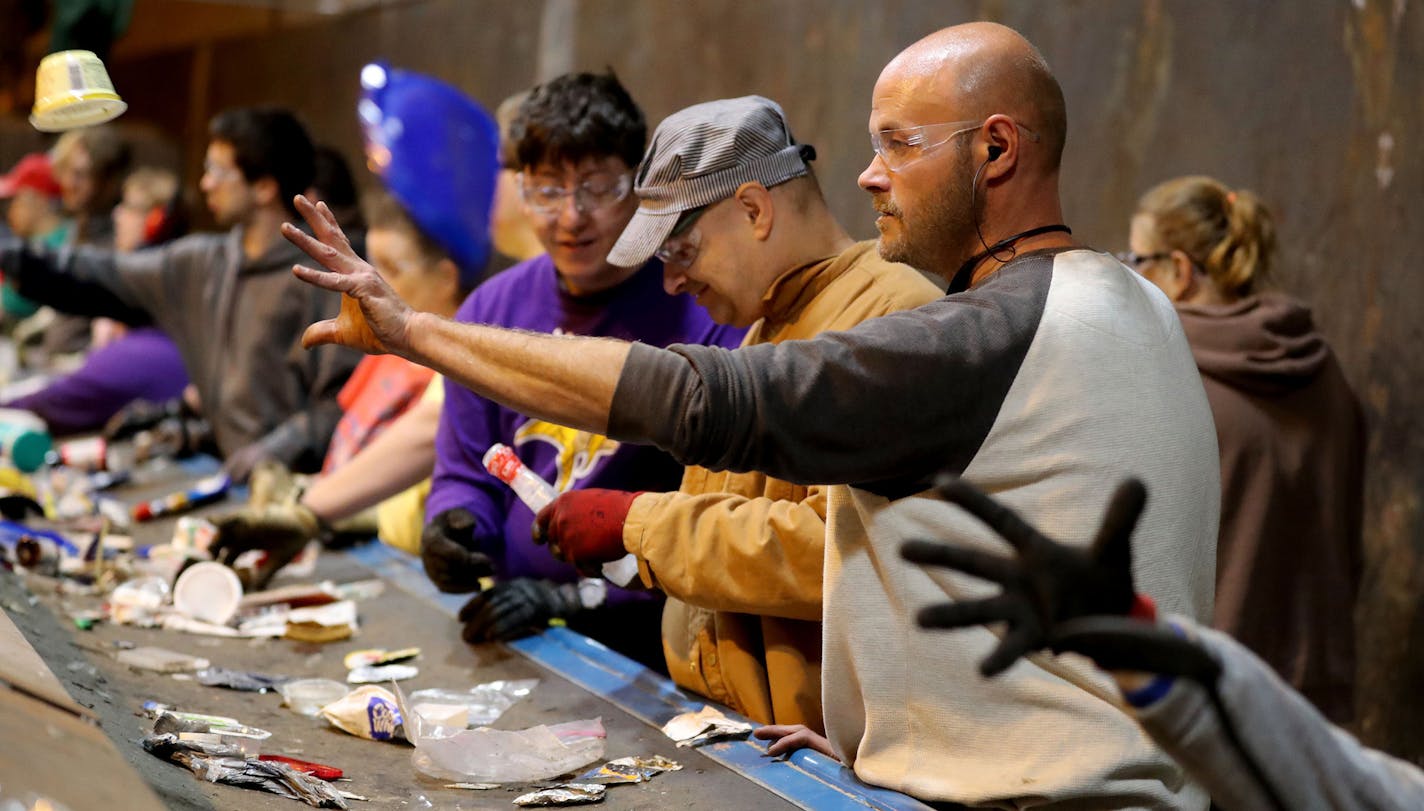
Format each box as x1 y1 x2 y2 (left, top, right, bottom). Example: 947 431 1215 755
608 261 1051 499
2 239 169 325
255 295 361 467
1134 621 1424 810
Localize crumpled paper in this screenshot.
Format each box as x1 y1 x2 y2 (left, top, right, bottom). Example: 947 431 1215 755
321 684 404 742
660 705 752 747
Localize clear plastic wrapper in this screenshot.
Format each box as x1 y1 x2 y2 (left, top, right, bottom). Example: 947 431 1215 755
512 784 606 806
278 678 351 717
407 678 538 727
142 731 246 761
397 683 604 783
577 755 682 784
152 711 270 741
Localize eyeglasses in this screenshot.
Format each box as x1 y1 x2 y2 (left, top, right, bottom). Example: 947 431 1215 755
519 172 631 216
654 206 708 268
202 161 243 183
1116 251 1172 268
869 119 1041 173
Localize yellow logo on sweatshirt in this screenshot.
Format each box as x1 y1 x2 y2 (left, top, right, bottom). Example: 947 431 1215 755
512 421 620 493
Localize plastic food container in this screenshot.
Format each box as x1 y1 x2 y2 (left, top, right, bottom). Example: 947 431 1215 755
172 561 243 625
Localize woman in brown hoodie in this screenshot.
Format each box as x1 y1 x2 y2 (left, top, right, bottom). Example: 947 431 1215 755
1125 175 1365 723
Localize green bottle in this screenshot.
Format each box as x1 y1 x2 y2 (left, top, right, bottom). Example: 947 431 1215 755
0 408 51 472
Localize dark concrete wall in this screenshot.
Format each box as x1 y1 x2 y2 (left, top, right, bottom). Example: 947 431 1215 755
16 0 1424 760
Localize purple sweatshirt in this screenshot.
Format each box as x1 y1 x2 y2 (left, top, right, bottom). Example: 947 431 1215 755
5 327 189 436
427 254 743 598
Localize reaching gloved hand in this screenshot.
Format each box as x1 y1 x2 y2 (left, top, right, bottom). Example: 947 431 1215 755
532 488 641 573
899 474 1157 677
222 441 275 485
457 577 586 644
210 501 323 591
420 507 495 593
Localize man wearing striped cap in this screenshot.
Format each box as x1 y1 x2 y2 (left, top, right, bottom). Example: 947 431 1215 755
531 96 941 734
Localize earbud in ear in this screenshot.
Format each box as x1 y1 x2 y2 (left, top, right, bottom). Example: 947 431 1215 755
987 144 1004 162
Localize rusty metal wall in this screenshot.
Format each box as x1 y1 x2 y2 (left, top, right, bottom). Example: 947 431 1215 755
52 0 1424 761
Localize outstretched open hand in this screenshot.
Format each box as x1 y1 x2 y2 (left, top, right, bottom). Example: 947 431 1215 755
900 474 1146 677
282 194 413 355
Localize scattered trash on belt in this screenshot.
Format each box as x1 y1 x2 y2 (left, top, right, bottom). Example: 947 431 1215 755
194 666 292 693
173 561 242 624
322 685 404 742
108 575 169 625
131 473 229 522
342 647 419 669
277 678 350 717
115 645 210 673
445 782 500 790
512 783 606 807
281 600 359 643
257 754 344 782
142 710 346 809
660 705 753 747
396 682 604 783
406 679 537 727
151 709 272 756
347 663 418 684
577 755 682 785
143 732 347 809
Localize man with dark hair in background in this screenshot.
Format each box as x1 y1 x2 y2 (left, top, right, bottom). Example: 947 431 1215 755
418 71 742 670
0 106 360 482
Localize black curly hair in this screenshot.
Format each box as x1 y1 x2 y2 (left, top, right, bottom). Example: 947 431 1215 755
209 107 315 215
510 71 646 172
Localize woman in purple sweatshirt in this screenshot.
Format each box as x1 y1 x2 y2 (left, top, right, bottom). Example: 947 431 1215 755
420 72 742 671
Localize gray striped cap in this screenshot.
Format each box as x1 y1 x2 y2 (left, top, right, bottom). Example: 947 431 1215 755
608 95 813 267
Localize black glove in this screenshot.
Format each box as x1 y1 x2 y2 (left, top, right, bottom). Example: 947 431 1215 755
457 577 583 644
209 502 323 591
420 508 495 593
899 474 1145 677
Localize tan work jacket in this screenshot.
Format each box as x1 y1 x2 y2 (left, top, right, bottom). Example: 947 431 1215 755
621 241 942 731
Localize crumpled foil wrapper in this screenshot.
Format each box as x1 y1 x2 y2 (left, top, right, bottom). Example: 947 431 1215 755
577 755 682 784
512 783 606 806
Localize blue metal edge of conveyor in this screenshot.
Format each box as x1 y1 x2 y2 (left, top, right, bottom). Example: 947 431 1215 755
346 540 936 811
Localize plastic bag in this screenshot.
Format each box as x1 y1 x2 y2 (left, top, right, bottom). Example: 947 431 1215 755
407 678 537 727
396 682 603 783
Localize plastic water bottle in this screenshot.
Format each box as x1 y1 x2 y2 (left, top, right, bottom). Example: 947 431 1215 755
482 443 556 512
481 443 640 587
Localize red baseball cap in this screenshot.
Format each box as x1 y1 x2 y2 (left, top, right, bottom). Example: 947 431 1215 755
0 153 62 199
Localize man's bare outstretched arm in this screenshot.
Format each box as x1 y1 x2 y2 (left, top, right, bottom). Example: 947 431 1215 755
283 194 630 436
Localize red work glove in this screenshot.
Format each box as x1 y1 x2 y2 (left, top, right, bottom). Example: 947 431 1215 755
532 489 641 573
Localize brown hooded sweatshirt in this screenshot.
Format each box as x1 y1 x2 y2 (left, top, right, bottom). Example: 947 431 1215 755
1176 292 1364 723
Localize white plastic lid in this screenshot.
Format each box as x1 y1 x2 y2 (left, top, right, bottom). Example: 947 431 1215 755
172 561 243 625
